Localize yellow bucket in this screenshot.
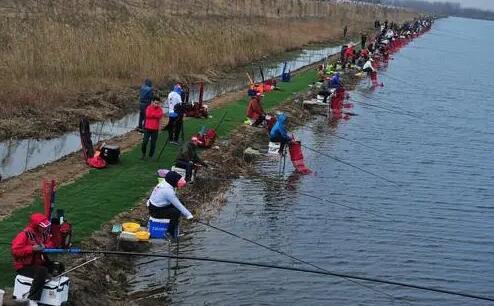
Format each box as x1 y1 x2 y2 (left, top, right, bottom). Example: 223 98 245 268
122 222 140 233
135 231 150 241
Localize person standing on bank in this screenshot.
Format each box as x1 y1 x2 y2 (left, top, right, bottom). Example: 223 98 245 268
148 171 192 238
166 84 183 145
138 79 154 132
360 32 368 50
141 96 164 160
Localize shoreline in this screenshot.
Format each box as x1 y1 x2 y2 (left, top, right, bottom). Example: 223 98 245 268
0 15 430 304
0 57 328 290
6 50 361 305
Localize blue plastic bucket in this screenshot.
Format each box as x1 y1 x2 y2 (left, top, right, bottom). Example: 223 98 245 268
148 217 170 239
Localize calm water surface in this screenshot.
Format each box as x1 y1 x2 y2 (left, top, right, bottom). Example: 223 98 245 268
131 17 494 305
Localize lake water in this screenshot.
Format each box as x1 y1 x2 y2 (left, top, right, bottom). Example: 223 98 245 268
130 17 494 305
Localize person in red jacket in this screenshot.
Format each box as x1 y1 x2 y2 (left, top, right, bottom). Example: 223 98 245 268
141 96 164 159
11 213 55 303
344 45 355 66
246 95 265 127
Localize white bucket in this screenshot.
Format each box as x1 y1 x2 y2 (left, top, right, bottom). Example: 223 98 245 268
0 289 4 306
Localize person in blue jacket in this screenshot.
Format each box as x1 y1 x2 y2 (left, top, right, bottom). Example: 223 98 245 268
329 72 342 89
269 112 293 154
138 79 154 131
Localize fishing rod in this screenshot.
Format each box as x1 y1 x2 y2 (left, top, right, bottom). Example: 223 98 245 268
54 256 101 278
351 90 494 137
213 111 228 132
330 134 383 152
43 248 494 303
300 126 383 153
300 144 401 187
294 191 388 220
195 220 407 304
156 136 170 161
349 92 426 121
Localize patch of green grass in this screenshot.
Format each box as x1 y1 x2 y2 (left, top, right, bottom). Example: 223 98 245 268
0 69 317 287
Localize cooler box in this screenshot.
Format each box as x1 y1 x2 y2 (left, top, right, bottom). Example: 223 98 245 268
148 217 170 239
13 275 69 306
101 145 120 164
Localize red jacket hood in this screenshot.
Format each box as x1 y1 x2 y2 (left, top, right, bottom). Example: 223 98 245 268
28 213 50 230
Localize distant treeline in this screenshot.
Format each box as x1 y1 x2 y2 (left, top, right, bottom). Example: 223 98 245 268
355 0 494 20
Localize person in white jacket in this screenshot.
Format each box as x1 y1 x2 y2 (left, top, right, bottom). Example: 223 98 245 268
148 170 192 237
362 58 376 73
166 84 183 144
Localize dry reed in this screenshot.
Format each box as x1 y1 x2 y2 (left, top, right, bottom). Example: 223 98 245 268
0 0 417 131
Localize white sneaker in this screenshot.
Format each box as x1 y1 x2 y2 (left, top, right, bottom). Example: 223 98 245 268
29 300 39 306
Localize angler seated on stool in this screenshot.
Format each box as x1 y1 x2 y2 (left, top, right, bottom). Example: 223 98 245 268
269 112 294 155
175 138 208 182
148 171 192 238
246 94 265 127
11 213 64 306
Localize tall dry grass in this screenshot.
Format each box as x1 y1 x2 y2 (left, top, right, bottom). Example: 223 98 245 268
0 0 417 118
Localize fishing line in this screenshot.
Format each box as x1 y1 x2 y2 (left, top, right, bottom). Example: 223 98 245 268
350 92 424 120
299 126 383 153
195 220 409 305
48 248 494 303
300 144 401 187
351 90 494 137
294 191 388 220
406 45 464 56
329 134 384 152
53 256 101 279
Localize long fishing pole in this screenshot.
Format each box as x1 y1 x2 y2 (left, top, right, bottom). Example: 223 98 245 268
330 134 383 152
195 220 407 304
44 248 494 303
350 92 424 120
156 136 170 161
301 125 383 152
301 144 401 187
351 90 494 137
53 256 101 279
213 111 228 131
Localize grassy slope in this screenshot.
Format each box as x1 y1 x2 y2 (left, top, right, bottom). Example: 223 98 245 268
0 69 317 287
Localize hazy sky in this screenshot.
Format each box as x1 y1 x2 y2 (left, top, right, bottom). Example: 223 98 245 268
425 0 494 11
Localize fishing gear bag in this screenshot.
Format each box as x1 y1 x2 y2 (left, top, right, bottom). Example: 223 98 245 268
193 126 217 148
79 117 107 169
101 144 120 164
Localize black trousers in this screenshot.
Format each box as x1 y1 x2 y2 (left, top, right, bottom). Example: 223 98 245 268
175 160 194 181
17 263 54 300
318 90 331 103
149 204 181 237
142 129 158 157
252 115 265 127
138 103 149 129
167 117 182 141
270 135 289 154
